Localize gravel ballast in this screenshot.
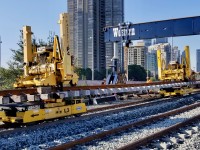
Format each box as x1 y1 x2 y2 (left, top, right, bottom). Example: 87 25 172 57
78 105 200 150
0 96 199 149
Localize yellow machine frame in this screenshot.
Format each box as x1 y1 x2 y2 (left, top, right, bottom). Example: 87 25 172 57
0 13 87 124
0 99 86 124
157 46 192 96
13 13 78 88
157 46 191 81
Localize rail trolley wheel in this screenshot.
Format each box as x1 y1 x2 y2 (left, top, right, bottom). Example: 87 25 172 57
74 114 82 117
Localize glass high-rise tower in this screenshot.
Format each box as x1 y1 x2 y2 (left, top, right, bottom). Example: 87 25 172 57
67 0 124 73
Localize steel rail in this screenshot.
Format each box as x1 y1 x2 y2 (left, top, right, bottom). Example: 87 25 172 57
0 80 198 96
48 100 200 150
118 114 200 150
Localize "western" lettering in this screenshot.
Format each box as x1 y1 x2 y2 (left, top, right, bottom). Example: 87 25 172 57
113 28 135 37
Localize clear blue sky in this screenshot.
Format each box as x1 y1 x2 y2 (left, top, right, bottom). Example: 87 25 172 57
0 0 199 70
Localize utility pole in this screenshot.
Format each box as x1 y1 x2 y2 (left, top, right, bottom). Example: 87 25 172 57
0 36 2 67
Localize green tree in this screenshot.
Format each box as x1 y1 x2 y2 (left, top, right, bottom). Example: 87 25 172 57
128 65 147 81
0 30 50 90
74 67 106 80
85 68 92 80
0 32 24 89
74 67 86 80
95 69 106 80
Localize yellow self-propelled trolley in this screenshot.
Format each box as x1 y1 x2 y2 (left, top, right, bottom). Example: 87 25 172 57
0 98 86 124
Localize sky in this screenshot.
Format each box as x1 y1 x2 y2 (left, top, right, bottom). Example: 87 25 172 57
0 0 200 70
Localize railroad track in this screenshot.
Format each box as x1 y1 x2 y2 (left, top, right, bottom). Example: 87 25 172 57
0 80 198 96
50 101 200 150
122 115 200 150
119 107 200 150
0 94 199 149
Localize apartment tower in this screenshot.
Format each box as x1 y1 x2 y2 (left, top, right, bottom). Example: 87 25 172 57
67 0 124 73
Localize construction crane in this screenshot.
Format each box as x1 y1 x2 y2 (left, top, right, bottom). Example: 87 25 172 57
13 13 78 89
104 16 200 85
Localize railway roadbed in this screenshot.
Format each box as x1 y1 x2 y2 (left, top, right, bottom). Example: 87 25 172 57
0 94 199 149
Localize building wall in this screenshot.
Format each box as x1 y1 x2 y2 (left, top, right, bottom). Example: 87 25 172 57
67 0 124 72
197 49 200 72
125 42 146 72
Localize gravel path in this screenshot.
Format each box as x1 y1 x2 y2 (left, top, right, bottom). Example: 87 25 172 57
0 96 198 150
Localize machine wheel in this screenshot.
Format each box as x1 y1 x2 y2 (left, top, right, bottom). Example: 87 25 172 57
57 82 63 91
74 114 82 117
69 80 77 87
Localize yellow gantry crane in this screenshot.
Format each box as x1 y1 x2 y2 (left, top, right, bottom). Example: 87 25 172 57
157 46 191 82
13 13 78 89
0 13 87 124
157 46 192 97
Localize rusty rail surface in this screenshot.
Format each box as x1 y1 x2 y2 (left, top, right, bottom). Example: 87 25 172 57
119 114 200 150
49 101 200 150
0 81 192 96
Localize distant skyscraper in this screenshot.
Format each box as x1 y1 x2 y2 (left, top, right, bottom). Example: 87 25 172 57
197 49 200 72
67 0 124 72
172 46 181 63
146 50 157 78
148 43 171 65
105 0 124 70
